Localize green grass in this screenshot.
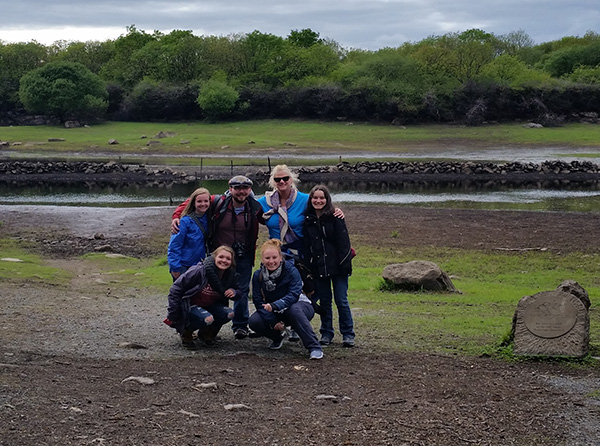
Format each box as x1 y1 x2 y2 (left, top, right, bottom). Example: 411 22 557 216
347 246 600 358
0 239 71 285
2 237 598 361
3 121 600 166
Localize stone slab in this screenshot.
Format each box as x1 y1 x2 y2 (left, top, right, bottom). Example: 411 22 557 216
514 290 589 357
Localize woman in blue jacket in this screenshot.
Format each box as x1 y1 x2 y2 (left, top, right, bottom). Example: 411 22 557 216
167 187 211 280
303 185 355 347
258 165 308 257
249 239 323 360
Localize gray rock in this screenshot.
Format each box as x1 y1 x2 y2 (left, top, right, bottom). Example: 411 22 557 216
382 260 458 292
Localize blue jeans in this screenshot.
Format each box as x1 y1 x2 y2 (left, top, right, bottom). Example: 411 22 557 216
187 304 233 334
232 256 252 332
249 300 320 351
315 275 355 340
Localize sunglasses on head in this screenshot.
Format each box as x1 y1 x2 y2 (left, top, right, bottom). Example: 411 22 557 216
274 176 290 183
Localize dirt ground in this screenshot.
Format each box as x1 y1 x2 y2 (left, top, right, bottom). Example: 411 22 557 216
2 194 600 444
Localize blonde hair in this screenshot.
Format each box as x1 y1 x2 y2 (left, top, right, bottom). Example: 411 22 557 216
182 187 210 217
268 164 299 189
212 245 236 268
260 238 283 256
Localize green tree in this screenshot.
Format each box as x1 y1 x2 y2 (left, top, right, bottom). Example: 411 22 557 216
0 41 48 111
19 61 108 121
287 29 323 48
197 77 239 120
99 25 158 89
478 54 551 87
49 40 115 74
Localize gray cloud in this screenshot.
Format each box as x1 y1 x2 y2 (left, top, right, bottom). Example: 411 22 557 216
1 0 599 49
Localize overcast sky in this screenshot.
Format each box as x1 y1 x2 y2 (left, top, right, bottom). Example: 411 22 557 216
1 1 599 50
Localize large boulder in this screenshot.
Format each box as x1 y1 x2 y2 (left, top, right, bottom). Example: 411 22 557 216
382 260 458 292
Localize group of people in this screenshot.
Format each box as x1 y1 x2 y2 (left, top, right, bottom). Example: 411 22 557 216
163 165 355 360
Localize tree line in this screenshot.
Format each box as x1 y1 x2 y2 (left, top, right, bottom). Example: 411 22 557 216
2 26 600 125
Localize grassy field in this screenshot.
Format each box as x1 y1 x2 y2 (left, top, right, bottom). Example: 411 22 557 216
2 119 599 361
2 239 598 360
2 120 600 166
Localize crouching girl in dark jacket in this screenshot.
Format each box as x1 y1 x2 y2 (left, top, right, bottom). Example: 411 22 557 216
164 245 240 349
249 239 323 360
303 185 355 347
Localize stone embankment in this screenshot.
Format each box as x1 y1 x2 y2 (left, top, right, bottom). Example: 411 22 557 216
0 160 195 184
300 160 600 176
291 159 600 184
1 159 600 184
0 160 184 176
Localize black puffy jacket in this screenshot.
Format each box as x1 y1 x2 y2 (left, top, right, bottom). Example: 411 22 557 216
303 212 352 278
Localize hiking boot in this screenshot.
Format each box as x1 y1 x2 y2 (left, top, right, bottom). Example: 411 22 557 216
234 328 248 340
287 328 300 342
197 326 219 347
180 330 196 350
342 336 355 347
319 337 332 346
269 333 285 350
309 349 324 360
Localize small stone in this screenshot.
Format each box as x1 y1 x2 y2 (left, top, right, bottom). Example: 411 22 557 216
224 403 251 411
121 376 155 385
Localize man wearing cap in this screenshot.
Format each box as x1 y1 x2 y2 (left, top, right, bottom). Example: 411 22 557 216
171 175 263 340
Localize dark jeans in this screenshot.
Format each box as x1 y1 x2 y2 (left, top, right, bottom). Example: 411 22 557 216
232 256 252 332
187 303 233 335
315 275 355 340
249 300 320 350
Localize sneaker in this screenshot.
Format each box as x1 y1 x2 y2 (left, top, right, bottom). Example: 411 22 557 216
269 333 285 350
343 336 355 348
248 330 261 338
180 330 196 350
309 349 324 360
288 328 300 342
319 337 332 346
234 328 248 340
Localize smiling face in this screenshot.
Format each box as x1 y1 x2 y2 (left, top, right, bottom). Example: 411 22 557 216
194 193 211 214
229 184 251 205
213 248 233 271
261 247 282 272
273 169 292 194
310 189 327 211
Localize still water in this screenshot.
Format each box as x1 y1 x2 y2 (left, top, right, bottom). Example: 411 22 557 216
2 180 600 212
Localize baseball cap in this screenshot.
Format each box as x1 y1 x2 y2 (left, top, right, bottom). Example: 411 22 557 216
228 175 253 187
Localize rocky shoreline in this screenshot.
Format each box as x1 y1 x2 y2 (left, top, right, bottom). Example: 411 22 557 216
2 159 600 186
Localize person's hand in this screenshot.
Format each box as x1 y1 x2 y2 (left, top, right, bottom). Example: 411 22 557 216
262 303 273 312
273 321 285 332
171 271 181 280
171 218 181 234
333 207 345 219
224 288 235 299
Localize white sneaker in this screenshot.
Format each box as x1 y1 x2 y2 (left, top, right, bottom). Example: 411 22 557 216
309 349 324 360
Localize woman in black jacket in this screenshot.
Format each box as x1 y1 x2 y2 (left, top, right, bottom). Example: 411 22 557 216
164 245 240 349
303 185 355 347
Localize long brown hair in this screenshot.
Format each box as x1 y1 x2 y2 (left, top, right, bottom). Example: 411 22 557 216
182 187 210 217
307 184 335 216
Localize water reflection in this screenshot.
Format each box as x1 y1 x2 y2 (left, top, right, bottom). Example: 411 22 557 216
2 179 600 212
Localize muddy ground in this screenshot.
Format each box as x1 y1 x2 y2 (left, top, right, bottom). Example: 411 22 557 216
1 181 600 445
